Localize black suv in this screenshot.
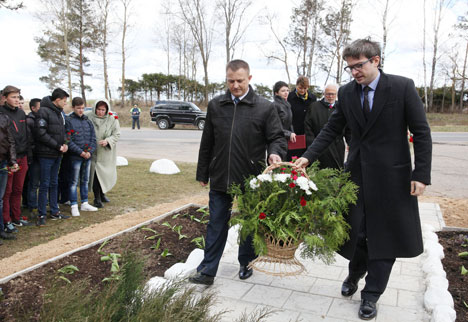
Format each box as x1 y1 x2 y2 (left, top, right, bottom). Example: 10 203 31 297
149 100 206 130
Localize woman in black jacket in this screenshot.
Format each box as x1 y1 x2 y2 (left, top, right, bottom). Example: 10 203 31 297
272 81 295 160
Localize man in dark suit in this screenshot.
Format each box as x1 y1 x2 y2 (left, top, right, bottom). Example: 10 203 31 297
294 39 432 320
304 83 348 170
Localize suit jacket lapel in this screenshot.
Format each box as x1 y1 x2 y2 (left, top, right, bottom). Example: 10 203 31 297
348 81 366 129
362 72 391 138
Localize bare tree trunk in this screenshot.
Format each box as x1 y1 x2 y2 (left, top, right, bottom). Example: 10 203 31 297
78 0 86 103
264 14 291 85
97 0 111 100
381 0 390 69
120 0 131 108
422 0 428 112
429 0 446 111
460 41 468 111
60 0 73 100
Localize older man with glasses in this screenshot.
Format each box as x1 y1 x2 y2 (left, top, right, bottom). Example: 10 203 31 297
294 38 432 320
304 83 350 170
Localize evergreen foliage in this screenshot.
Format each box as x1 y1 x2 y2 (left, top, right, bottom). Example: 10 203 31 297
229 162 358 264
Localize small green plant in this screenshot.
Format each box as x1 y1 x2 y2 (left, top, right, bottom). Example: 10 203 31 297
97 240 122 282
461 265 468 275
57 264 79 284
191 236 206 249
140 227 162 240
172 213 181 219
150 237 162 250
162 222 187 239
459 251 468 258
464 300 468 308
160 248 172 257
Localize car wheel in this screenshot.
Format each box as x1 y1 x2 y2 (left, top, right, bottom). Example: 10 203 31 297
197 119 205 130
157 118 170 130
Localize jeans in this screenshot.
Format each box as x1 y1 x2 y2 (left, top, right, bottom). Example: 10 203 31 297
69 159 91 205
2 156 28 222
0 160 8 231
38 157 62 217
132 117 140 129
196 190 256 277
27 158 41 210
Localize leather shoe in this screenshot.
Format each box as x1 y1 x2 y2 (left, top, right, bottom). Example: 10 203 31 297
93 200 103 209
0 231 16 240
341 274 364 296
239 265 253 280
358 299 377 320
101 194 110 203
188 272 214 285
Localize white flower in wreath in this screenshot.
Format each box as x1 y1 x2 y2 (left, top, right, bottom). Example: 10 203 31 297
296 176 310 191
305 189 312 195
249 178 260 189
257 173 272 182
309 180 318 191
273 173 289 183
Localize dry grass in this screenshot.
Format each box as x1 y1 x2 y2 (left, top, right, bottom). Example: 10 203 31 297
0 160 205 259
427 113 468 131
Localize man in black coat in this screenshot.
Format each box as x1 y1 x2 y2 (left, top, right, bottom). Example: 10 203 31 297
294 39 432 320
35 88 71 226
190 59 286 286
305 84 348 170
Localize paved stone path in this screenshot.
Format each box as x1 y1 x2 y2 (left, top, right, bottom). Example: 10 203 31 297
198 202 443 322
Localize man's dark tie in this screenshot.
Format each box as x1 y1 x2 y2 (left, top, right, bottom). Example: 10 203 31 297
363 86 371 121
233 97 240 105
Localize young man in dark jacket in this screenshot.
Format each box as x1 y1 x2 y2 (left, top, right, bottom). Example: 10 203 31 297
65 97 98 217
35 88 71 226
0 86 31 233
24 98 41 216
0 109 19 243
190 60 286 286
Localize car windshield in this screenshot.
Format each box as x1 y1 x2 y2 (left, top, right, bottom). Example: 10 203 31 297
189 102 201 111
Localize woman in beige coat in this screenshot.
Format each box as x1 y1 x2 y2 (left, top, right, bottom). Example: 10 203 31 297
87 99 120 208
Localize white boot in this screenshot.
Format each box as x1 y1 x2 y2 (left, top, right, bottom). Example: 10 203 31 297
81 202 98 212
71 204 80 217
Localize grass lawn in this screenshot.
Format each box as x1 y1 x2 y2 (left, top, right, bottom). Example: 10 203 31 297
0 159 206 259
427 113 468 132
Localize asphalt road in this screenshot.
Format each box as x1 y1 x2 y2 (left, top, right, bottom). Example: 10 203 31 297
117 128 468 199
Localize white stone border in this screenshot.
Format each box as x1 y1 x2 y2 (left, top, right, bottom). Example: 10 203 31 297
0 203 204 285
422 206 457 322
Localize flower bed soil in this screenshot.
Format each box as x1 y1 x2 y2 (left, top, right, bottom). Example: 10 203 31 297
437 231 468 322
0 206 207 321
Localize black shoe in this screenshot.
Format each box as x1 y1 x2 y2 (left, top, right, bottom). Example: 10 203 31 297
358 299 377 320
188 272 214 285
101 194 110 203
36 216 46 226
0 231 16 240
239 265 253 280
93 200 103 208
4 222 18 233
341 274 365 297
50 212 70 220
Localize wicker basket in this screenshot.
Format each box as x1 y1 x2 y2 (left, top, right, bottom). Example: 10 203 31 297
248 232 305 277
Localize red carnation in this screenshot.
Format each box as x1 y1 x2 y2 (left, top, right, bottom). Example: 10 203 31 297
291 170 297 175
109 112 113 115
289 182 296 188
300 196 307 207
70 129 75 133
67 131 71 135
291 175 298 180
114 116 119 119
259 212 266 220
291 156 298 160
409 136 413 143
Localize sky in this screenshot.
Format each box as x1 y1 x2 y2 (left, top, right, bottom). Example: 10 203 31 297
0 0 466 101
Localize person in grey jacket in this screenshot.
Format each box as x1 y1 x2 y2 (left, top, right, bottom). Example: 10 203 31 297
272 81 295 147
190 60 286 286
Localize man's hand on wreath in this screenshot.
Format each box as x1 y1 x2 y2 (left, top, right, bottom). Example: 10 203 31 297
293 157 310 169
268 154 281 165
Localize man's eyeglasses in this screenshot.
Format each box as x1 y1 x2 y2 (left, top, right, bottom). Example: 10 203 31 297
344 57 373 73
325 93 336 96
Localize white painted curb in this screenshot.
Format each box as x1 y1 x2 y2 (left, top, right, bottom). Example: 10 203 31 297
421 223 456 322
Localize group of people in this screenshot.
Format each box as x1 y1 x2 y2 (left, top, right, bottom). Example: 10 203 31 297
192 38 432 321
0 86 120 244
